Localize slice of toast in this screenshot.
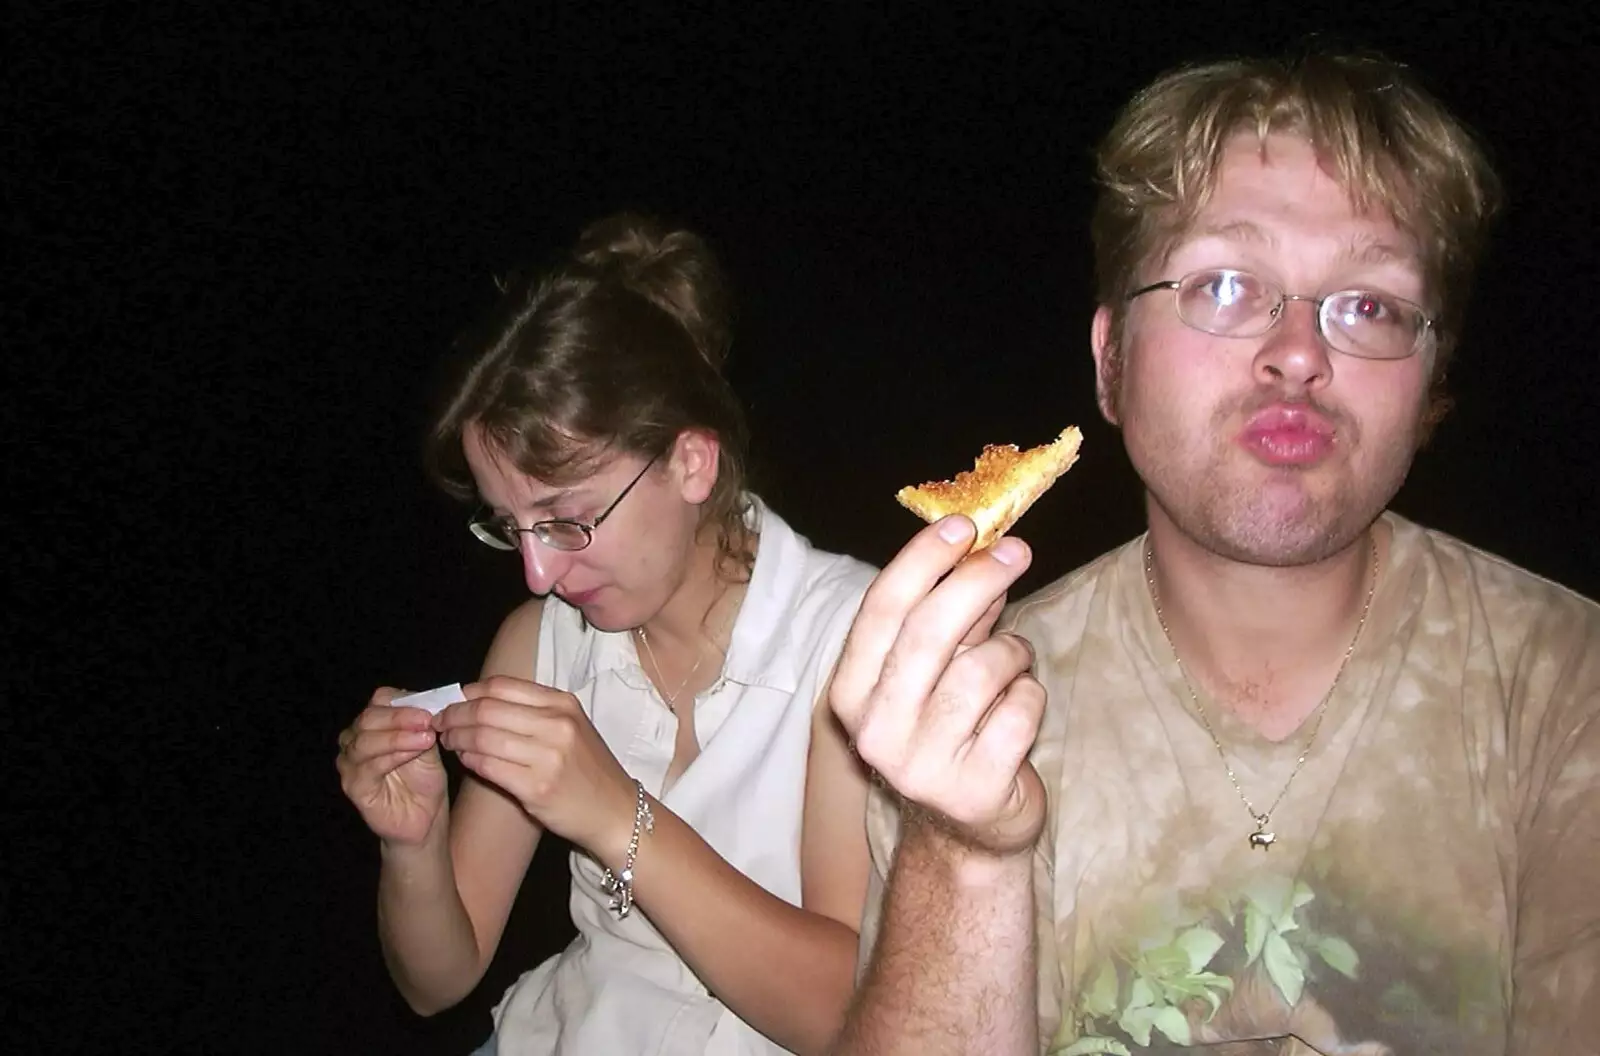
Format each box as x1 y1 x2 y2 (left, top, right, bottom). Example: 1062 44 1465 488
895 427 1082 551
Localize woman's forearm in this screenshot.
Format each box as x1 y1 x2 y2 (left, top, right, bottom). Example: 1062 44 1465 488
376 817 484 1015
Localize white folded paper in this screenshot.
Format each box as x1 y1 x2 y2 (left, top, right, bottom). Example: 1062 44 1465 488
392 682 467 716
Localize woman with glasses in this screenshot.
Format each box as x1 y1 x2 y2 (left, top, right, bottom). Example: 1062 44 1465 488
335 213 877 1055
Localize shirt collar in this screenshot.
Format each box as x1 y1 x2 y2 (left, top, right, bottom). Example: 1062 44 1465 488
586 496 807 694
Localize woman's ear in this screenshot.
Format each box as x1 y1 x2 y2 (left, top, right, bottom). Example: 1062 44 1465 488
669 428 721 505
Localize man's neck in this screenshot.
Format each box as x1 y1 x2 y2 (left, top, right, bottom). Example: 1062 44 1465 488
1145 514 1384 740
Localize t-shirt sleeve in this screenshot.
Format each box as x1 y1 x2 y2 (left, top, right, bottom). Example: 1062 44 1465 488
1009 600 1064 1051
1509 591 1600 1049
857 782 899 981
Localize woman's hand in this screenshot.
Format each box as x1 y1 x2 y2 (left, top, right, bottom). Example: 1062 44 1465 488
434 675 637 866
336 687 449 846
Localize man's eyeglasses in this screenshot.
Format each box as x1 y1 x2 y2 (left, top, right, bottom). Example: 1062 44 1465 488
1128 268 1434 361
468 454 659 552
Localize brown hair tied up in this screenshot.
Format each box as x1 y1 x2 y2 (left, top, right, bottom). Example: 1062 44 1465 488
569 214 734 373
426 212 753 572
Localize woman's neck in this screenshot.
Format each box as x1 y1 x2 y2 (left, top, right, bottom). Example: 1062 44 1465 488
639 521 753 658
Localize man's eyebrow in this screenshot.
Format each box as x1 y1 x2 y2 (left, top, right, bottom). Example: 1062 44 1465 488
1189 219 1276 246
1339 238 1409 266
1180 222 1414 269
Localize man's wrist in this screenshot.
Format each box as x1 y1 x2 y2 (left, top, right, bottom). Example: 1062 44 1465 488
900 809 1035 888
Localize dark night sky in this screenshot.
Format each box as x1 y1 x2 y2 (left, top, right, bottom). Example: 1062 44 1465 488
14 3 1598 1052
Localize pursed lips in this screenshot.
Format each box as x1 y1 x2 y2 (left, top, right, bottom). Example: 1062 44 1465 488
1239 403 1338 466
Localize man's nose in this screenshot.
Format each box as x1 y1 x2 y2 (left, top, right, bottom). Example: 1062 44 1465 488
1254 297 1333 392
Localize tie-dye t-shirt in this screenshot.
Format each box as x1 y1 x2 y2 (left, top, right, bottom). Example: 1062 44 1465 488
861 513 1600 1055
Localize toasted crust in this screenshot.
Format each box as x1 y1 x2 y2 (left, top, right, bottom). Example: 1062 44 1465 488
895 427 1082 550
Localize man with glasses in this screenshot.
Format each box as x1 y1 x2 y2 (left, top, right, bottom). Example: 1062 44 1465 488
829 53 1600 1054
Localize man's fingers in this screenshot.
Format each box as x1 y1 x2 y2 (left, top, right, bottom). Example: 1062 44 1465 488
912 675 1045 844
967 673 1046 787
962 592 1008 648
831 515 976 731
897 538 1029 663
873 537 1032 721
880 633 1035 805
919 632 1036 752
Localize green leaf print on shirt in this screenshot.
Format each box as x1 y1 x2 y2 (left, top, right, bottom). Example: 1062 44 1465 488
1312 935 1359 979
1242 877 1361 1006
1052 880 1363 1054
1055 921 1235 1052
1244 879 1313 1006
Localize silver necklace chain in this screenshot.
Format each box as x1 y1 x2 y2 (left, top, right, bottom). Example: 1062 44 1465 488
633 581 742 715
634 625 707 715
1143 535 1378 850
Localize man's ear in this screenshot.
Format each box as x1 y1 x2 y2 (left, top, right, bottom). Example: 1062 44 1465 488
1091 305 1122 426
669 428 721 505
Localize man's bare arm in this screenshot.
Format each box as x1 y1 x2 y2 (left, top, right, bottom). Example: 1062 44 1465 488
834 820 1036 1055
827 516 1047 1055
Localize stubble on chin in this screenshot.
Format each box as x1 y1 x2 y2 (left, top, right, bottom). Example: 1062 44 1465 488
1142 394 1414 568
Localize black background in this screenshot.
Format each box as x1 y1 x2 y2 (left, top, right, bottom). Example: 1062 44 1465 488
13 2 1598 1052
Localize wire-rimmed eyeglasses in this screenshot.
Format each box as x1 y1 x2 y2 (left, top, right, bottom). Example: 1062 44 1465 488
468 454 659 552
1128 268 1434 361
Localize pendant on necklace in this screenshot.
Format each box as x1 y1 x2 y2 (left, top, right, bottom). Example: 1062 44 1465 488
1248 817 1277 851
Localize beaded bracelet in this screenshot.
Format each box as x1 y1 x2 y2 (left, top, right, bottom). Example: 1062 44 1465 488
600 779 654 919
